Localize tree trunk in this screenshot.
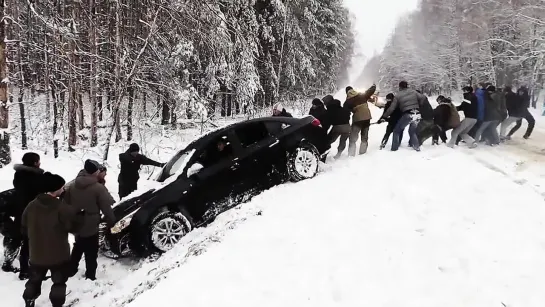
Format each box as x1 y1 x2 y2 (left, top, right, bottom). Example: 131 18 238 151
170 99 177 127
161 98 170 125
89 0 98 147
0 0 10 166
78 93 84 130
52 86 59 158
127 85 133 141
18 89 27 150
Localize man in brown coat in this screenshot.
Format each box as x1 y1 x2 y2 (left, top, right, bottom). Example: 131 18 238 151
21 172 83 307
63 160 116 280
343 84 377 156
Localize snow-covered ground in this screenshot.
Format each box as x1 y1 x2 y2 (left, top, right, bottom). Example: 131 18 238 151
1 104 545 307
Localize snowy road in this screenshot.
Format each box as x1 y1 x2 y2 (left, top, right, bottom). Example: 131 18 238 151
1 109 545 307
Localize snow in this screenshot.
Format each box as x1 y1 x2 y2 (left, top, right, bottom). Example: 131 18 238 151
1 103 545 307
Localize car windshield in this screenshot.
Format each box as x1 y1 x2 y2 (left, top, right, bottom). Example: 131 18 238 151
164 150 192 179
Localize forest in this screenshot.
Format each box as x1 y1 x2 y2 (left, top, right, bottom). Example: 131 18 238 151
361 0 545 104
0 0 354 165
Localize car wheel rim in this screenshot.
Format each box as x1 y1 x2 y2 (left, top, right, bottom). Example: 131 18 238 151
119 233 131 257
294 149 318 178
151 217 188 252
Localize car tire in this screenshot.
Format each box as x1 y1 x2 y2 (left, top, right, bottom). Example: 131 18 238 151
287 144 320 182
149 210 193 253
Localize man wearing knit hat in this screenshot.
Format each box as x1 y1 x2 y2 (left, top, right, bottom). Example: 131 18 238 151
118 143 166 199
63 159 116 280
21 172 84 307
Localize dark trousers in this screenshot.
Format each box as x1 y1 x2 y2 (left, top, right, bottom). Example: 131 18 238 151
119 181 137 199
2 231 29 273
69 234 99 279
23 263 69 307
381 121 397 146
508 109 535 138
416 120 437 146
392 113 419 151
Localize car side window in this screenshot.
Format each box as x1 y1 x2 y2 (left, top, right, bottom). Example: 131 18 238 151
234 122 271 148
265 121 290 135
197 135 233 169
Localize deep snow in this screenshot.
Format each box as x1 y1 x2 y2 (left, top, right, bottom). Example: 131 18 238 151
1 103 545 307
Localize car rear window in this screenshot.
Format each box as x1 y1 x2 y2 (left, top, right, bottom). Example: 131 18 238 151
234 122 271 147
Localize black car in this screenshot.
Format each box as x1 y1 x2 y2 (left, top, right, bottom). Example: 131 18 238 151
102 116 330 257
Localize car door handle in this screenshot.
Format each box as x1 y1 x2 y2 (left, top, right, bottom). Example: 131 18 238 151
269 139 279 148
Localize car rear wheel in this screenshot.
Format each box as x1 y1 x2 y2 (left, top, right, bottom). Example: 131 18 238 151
149 210 193 253
287 145 320 182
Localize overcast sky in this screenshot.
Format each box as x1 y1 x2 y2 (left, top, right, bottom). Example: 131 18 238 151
343 0 419 83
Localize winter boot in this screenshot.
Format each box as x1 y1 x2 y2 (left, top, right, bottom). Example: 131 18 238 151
18 271 29 280
523 134 530 140
24 299 35 307
334 152 342 160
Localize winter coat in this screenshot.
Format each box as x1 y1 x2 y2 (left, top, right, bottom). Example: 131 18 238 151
475 88 487 121
517 87 531 109
382 88 424 118
343 85 377 123
118 150 164 187
309 105 331 131
13 164 45 228
22 194 83 267
325 100 351 126
433 104 452 129
457 93 479 119
418 96 434 122
63 170 116 237
485 92 503 122
506 91 525 118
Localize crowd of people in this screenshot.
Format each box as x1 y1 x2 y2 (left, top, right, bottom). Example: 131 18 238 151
273 80 536 156
0 145 165 307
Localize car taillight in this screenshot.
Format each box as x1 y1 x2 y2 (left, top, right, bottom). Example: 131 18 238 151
311 118 321 127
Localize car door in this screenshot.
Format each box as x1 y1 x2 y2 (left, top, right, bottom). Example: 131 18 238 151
183 131 248 223
231 121 284 193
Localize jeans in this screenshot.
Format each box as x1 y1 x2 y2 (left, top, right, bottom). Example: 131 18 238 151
500 116 521 138
391 113 419 151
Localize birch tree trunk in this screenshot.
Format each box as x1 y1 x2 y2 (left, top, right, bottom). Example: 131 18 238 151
0 0 11 166
89 0 98 147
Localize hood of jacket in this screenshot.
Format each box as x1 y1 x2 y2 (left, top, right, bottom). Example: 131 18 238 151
33 194 60 212
74 170 99 189
346 89 359 100
14 164 44 175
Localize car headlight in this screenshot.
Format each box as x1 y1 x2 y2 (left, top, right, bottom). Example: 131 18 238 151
110 209 139 234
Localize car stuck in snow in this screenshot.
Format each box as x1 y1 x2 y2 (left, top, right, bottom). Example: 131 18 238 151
101 116 330 257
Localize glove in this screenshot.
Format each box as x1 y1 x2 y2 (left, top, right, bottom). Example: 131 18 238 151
160 163 166 167
377 118 386 124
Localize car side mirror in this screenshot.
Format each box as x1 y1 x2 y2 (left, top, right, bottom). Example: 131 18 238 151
187 163 203 177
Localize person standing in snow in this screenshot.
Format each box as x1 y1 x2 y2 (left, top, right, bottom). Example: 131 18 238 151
272 103 293 117
63 160 116 280
323 96 351 159
507 86 535 139
413 92 435 146
118 143 165 199
474 85 501 146
448 86 479 148
379 93 402 149
499 86 525 141
0 188 19 274
309 98 331 132
343 84 377 156
432 96 460 145
379 81 424 151
12 152 45 280
21 172 84 307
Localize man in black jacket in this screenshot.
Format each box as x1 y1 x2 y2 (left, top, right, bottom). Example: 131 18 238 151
309 98 331 132
323 96 351 159
12 152 45 280
0 188 18 274
507 86 535 139
380 93 401 149
118 144 165 199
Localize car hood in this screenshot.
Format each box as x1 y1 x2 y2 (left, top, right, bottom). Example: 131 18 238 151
112 189 156 220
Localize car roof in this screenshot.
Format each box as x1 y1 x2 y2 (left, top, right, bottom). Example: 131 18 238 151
185 116 308 150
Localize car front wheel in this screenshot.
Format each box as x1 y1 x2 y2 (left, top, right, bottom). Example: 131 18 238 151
287 145 320 182
149 211 193 253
